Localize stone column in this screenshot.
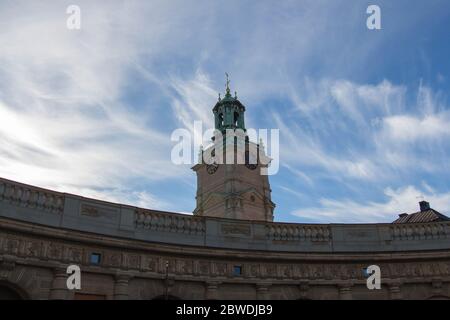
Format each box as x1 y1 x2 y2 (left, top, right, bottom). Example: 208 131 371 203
338 284 353 300
163 278 175 299
205 281 221 300
256 283 271 300
49 268 69 300
388 282 403 300
114 275 131 300
431 278 443 297
298 281 309 300
0 257 15 280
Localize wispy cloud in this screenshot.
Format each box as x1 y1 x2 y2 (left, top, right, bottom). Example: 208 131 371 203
280 77 450 222
0 1 188 210
381 113 450 142
292 185 450 223
1 0 449 222
169 69 217 147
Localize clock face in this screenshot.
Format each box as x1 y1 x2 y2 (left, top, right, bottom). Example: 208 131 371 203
206 163 218 174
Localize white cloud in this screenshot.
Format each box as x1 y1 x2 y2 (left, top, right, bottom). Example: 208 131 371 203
61 185 169 210
273 110 379 181
0 1 189 210
292 185 450 223
330 79 406 124
281 78 450 184
283 164 314 186
1 1 449 223
170 70 216 134
381 113 450 142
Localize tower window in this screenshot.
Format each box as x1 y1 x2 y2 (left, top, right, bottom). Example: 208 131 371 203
234 112 239 127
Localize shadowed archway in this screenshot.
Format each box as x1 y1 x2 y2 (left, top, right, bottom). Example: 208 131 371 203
0 281 29 300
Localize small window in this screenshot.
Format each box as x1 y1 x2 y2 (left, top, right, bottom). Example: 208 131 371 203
90 253 101 265
233 265 242 276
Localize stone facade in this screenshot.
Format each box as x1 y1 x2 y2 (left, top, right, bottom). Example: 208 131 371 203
1 177 450 300
192 85 275 222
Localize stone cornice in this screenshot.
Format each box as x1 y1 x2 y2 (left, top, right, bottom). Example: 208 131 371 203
1 217 450 263
1 219 450 287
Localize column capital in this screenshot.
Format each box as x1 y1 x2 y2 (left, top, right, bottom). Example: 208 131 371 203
256 282 272 290
387 281 403 300
337 282 354 289
205 281 220 300
431 278 443 296
337 283 353 300
49 267 70 300
256 282 271 300
114 274 132 282
0 255 16 271
206 280 222 288
114 274 132 300
297 281 309 299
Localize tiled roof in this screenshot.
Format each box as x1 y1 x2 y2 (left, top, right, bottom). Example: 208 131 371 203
392 209 450 224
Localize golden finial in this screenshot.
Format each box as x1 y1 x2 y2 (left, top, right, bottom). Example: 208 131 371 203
225 72 231 95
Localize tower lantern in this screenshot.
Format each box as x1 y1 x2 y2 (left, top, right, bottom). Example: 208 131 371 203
213 73 246 134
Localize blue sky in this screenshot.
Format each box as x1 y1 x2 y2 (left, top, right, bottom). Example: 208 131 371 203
1 0 450 223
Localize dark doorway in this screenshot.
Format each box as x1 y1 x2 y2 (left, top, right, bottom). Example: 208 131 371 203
0 282 27 300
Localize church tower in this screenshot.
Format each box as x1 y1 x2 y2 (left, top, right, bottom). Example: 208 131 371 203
192 75 275 221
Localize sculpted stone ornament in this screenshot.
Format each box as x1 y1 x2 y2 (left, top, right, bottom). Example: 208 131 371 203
206 163 218 174
245 150 258 170
245 163 257 170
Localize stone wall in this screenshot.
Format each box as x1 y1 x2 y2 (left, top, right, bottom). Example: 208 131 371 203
1 177 450 299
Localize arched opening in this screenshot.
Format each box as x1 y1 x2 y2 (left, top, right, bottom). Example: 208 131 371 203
234 112 239 127
0 281 29 300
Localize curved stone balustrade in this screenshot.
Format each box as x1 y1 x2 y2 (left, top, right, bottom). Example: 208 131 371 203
390 222 450 240
135 209 205 235
266 223 332 242
0 179 64 214
1 177 450 253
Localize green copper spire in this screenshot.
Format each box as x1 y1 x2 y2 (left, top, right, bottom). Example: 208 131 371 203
212 73 246 133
